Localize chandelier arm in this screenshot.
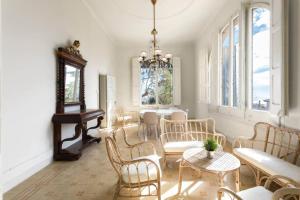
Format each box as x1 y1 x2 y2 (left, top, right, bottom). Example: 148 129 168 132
138 0 172 69
153 1 157 52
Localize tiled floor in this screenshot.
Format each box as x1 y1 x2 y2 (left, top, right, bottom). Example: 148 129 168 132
4 125 256 200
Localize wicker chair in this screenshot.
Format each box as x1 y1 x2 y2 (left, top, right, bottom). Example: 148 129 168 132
115 107 140 127
160 118 226 166
218 175 300 200
170 111 187 120
112 127 159 159
105 136 161 200
141 112 159 140
233 122 300 186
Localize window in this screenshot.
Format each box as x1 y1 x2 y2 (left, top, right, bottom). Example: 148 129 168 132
215 1 287 116
250 7 271 111
232 17 240 107
220 15 240 107
141 67 173 105
221 25 230 106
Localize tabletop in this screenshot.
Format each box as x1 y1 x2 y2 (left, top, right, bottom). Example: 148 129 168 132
182 148 240 173
139 108 186 116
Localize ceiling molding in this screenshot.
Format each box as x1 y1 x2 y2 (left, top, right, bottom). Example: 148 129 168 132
110 0 195 21
80 0 117 44
80 0 237 45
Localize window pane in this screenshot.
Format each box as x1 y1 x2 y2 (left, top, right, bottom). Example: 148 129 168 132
232 17 240 107
221 26 230 106
141 68 156 105
158 67 173 105
252 8 270 110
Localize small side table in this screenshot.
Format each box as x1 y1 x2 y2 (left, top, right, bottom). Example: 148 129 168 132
177 148 241 194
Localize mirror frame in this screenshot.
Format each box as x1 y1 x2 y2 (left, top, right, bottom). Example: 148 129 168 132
56 47 87 113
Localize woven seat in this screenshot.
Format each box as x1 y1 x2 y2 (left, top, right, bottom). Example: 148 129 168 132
233 122 300 185
218 175 300 200
160 118 226 167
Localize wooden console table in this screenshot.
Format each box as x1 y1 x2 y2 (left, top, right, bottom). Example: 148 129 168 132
52 109 105 161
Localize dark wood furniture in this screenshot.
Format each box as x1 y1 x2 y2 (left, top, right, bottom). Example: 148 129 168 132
52 42 105 161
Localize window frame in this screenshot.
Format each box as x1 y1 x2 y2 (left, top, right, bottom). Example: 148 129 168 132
140 67 174 107
246 3 271 112
219 13 241 108
211 1 287 122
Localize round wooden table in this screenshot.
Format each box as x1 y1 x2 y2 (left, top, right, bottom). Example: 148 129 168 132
177 148 241 194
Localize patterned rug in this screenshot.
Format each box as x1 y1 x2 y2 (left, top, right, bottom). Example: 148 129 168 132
4 125 256 200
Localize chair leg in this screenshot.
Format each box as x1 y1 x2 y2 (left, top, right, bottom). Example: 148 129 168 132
163 153 167 169
113 181 121 200
149 125 153 138
137 123 141 137
143 124 147 141
155 125 158 140
217 191 223 200
157 181 161 200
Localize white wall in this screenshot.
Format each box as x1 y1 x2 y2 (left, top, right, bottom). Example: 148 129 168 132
194 0 300 141
115 43 196 117
0 0 3 198
1 0 116 192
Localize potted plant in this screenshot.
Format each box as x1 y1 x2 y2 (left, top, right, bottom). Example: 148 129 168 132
204 139 218 159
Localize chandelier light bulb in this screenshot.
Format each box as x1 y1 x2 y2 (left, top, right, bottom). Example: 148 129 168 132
165 53 173 59
154 49 162 56
140 51 147 58
137 57 143 62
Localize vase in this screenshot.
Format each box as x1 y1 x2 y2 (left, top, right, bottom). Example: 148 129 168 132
207 151 215 159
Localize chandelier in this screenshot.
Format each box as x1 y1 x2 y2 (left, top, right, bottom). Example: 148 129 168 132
137 0 173 69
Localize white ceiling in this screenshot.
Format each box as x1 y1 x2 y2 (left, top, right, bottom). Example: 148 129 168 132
83 0 230 45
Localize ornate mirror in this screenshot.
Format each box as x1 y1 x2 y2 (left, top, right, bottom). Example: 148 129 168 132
56 41 87 113
65 65 80 103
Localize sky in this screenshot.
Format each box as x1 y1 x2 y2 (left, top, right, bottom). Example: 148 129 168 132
252 8 270 103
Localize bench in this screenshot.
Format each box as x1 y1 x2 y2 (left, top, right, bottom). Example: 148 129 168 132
233 122 300 185
160 118 226 166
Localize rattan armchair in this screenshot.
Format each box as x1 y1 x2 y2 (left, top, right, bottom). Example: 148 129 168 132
112 127 158 159
115 107 140 127
218 175 300 200
105 136 161 200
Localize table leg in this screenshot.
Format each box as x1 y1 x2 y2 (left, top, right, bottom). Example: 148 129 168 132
195 169 202 178
143 125 147 141
177 161 184 195
235 168 240 192
218 172 224 187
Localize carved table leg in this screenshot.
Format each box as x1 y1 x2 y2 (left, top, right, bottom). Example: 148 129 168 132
61 123 82 144
53 123 62 158
57 123 83 161
82 117 103 144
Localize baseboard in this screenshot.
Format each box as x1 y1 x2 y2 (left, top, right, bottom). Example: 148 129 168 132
2 150 53 193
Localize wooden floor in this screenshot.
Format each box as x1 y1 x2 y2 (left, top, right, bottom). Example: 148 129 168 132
4 125 256 200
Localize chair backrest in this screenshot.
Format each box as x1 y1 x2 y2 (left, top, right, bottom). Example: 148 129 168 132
161 118 216 134
160 118 226 146
272 188 300 200
171 112 187 120
105 136 123 177
115 107 125 119
112 127 132 147
251 122 300 165
143 112 158 125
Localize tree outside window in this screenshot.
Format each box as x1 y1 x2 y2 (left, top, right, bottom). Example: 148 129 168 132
141 66 173 105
